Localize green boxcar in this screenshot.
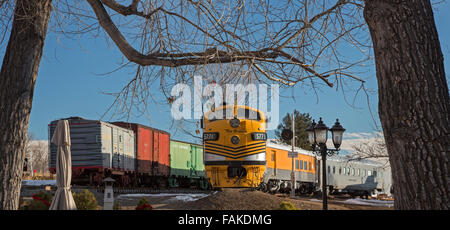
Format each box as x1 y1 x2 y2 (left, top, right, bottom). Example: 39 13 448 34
169 140 209 189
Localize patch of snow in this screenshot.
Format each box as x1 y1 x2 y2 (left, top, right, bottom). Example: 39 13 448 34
309 199 322 202
118 193 211 202
168 194 210 202
337 198 393 207
118 193 163 198
22 180 56 186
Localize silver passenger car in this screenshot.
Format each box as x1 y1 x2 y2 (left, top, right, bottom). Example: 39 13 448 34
317 155 387 196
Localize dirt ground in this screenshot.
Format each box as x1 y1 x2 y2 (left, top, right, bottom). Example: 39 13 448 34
114 188 393 210
21 185 393 210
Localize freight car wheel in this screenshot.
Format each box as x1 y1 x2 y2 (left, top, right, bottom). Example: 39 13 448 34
258 183 268 193
169 176 179 188
198 178 211 190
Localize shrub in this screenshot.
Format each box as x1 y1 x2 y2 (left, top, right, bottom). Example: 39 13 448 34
73 189 98 210
135 198 152 210
279 201 298 210
113 202 121 210
23 191 53 210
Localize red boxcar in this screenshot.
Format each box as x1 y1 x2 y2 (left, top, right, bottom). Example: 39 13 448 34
113 122 170 182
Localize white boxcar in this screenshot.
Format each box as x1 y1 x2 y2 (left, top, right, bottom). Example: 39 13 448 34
48 117 136 172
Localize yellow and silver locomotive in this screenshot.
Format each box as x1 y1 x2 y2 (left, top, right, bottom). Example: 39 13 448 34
202 105 267 188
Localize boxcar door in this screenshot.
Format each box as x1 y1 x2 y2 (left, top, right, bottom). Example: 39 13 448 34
190 145 196 177
101 125 113 168
160 133 170 177
112 127 119 169
123 131 134 171
118 130 125 170
138 127 153 175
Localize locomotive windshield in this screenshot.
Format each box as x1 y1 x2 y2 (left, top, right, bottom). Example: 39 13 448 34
206 107 262 122
207 108 233 122
237 108 261 121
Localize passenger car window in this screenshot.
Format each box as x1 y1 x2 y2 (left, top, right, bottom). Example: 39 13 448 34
300 160 303 170
351 168 355 176
295 160 299 170
304 161 308 170
358 169 360 176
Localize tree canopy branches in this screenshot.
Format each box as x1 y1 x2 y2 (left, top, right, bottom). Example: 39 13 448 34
86 0 364 87
64 0 370 120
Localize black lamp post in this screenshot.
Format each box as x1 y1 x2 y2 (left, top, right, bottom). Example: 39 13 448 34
306 118 345 210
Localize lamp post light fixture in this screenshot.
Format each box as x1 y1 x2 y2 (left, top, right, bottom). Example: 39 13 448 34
306 118 345 210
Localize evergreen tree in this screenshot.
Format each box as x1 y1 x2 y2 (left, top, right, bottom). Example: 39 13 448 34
274 110 313 150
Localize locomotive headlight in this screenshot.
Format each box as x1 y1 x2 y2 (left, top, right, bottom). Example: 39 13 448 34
231 136 240 145
251 132 267 141
229 118 240 128
203 132 219 141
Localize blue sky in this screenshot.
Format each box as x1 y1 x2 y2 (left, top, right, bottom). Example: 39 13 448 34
17 1 450 146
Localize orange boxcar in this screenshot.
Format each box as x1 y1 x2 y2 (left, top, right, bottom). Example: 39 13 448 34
113 122 170 180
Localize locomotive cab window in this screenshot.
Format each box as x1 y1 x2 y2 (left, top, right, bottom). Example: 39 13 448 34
237 108 261 121
207 109 233 122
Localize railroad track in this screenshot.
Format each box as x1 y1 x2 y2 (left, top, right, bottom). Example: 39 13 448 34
71 186 212 195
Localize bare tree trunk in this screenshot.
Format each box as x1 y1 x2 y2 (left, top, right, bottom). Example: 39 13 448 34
364 0 450 209
0 0 52 210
